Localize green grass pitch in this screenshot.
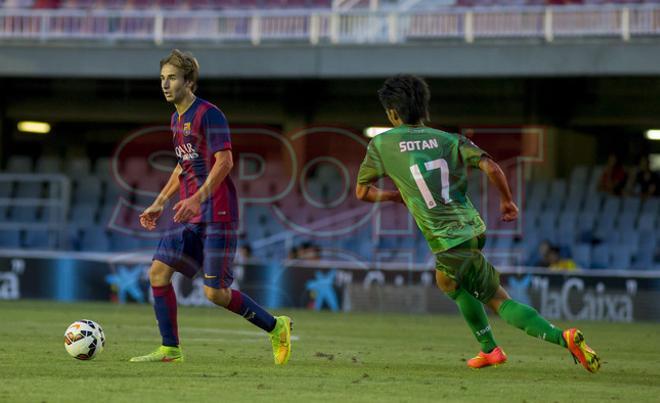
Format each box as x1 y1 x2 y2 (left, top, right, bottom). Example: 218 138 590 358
1 300 659 402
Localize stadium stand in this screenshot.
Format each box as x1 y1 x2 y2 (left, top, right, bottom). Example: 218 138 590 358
3 1 659 47
6 0 660 9
0 153 658 270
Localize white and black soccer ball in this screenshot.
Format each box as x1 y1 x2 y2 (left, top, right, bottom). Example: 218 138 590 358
64 319 105 360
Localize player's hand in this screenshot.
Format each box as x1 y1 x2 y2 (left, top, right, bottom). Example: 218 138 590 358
172 196 201 223
391 191 405 205
500 200 519 222
139 203 164 231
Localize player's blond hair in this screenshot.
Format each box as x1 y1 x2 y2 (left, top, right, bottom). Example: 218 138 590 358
160 49 200 93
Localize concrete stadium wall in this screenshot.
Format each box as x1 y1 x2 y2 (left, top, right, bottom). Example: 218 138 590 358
3 41 660 78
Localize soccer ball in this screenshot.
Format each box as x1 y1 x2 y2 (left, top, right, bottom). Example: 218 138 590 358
64 320 105 360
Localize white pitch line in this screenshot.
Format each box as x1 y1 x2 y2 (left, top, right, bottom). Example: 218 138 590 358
123 324 301 341
184 327 301 341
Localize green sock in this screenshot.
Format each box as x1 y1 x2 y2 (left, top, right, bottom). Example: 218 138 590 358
447 288 498 353
498 299 566 347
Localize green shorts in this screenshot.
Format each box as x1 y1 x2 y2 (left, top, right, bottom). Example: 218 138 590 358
434 234 500 304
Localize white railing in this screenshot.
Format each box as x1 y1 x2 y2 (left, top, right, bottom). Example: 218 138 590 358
0 5 659 44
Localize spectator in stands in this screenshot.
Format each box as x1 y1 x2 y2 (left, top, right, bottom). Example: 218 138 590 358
289 242 320 261
535 240 553 267
632 156 658 198
237 244 253 263
546 247 577 272
298 241 321 260
288 245 300 259
598 153 628 195
232 243 252 291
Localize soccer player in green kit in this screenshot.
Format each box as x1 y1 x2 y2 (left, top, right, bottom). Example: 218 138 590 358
356 75 600 372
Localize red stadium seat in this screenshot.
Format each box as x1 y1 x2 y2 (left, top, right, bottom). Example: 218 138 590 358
32 0 61 9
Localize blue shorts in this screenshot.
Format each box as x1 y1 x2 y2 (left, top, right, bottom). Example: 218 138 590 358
153 222 237 289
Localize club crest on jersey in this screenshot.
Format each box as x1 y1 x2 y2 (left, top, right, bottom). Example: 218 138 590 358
183 122 192 136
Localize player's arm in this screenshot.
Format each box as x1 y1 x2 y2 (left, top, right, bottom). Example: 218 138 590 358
155 163 183 206
478 156 518 222
173 150 232 222
139 164 182 230
194 150 233 204
355 183 402 203
355 140 403 204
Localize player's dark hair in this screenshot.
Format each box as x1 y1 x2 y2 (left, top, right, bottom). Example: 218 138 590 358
160 49 200 93
378 74 430 124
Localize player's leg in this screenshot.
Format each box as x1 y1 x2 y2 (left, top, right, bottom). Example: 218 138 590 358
150 260 179 347
203 286 292 365
203 223 292 365
129 260 183 362
130 225 201 363
486 286 565 346
486 285 600 373
435 270 499 356
203 285 276 333
436 236 508 368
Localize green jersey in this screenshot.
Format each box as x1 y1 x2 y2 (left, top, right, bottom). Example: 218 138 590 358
357 125 490 253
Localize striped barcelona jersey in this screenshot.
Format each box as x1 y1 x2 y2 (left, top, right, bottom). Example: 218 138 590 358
171 97 238 223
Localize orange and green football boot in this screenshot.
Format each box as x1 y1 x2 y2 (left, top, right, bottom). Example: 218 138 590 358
467 346 507 369
563 328 600 373
269 316 292 365
129 345 183 363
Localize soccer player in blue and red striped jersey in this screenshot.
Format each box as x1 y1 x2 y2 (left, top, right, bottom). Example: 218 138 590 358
130 49 292 364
